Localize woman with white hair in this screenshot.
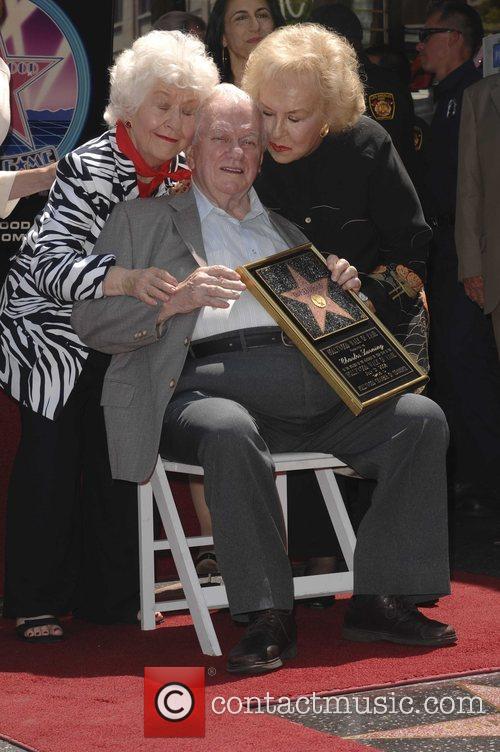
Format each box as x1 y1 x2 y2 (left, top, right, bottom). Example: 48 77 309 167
242 24 434 611
0 30 219 642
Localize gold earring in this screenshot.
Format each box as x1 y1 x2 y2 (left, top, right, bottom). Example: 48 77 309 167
319 123 330 138
222 46 228 65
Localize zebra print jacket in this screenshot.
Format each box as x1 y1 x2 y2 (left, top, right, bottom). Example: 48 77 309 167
0 127 187 420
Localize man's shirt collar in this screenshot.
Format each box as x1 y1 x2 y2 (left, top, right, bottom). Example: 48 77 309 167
192 180 265 223
434 59 478 98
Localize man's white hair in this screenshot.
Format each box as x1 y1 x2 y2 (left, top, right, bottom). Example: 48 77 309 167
193 83 266 146
104 30 220 126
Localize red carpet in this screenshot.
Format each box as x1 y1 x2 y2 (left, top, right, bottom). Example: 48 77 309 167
0 572 498 752
0 390 20 594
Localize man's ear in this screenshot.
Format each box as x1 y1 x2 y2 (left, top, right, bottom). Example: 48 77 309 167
186 144 195 171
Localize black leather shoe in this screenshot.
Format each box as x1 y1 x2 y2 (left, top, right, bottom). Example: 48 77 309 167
227 609 297 675
342 595 457 647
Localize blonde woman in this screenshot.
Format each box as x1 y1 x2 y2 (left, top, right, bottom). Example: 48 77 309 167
243 24 435 608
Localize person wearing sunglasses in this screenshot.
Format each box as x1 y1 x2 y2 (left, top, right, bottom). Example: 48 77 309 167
418 2 500 517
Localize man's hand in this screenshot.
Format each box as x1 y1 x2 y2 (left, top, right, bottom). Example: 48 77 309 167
326 254 361 292
103 266 178 306
463 275 484 308
157 265 245 323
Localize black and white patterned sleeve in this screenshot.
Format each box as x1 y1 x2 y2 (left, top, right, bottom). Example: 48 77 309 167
28 151 116 303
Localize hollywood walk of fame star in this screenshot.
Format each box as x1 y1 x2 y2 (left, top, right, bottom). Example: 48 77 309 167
281 264 353 333
0 33 62 149
349 682 500 741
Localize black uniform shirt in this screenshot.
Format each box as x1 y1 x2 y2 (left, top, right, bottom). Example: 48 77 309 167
428 59 481 217
360 53 418 186
255 116 431 282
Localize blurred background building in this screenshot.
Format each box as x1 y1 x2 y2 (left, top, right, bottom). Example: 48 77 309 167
112 1 500 64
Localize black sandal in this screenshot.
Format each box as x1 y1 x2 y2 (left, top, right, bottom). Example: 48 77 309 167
16 617 64 643
194 550 220 578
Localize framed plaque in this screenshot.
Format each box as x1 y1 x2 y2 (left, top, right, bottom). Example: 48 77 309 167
236 243 428 415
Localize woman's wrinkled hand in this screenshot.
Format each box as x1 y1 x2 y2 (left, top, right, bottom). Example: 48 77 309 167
103 265 178 306
122 267 179 306
157 265 246 322
326 254 361 293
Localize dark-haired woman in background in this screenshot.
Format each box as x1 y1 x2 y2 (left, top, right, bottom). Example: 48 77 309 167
205 0 284 86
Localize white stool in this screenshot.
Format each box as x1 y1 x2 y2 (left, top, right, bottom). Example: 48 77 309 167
138 453 358 656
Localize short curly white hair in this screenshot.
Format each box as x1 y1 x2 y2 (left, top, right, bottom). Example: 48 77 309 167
104 30 220 126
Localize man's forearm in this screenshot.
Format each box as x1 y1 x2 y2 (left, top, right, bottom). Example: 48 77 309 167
72 296 164 354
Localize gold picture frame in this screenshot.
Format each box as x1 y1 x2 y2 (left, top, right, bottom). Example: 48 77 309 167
237 243 428 415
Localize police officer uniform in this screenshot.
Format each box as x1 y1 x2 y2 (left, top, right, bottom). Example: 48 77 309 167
360 52 420 190
426 59 500 502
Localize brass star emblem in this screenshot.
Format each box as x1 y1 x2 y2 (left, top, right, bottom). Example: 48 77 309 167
281 265 353 333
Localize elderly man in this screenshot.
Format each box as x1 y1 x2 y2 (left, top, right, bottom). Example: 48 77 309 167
72 85 455 675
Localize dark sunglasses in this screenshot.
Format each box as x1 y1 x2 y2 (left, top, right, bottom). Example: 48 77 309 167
418 27 462 43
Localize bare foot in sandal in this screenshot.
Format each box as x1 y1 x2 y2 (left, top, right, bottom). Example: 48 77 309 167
16 615 64 643
136 610 165 625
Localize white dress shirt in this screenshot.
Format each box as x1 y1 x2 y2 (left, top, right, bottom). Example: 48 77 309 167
191 182 288 341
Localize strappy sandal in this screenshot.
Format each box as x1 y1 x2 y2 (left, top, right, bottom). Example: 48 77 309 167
194 550 220 578
16 617 64 643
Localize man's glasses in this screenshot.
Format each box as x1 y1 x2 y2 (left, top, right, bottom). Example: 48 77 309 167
418 27 462 43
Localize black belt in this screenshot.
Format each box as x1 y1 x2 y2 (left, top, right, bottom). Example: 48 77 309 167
189 328 291 359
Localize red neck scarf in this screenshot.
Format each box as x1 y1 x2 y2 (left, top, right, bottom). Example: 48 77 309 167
116 120 191 198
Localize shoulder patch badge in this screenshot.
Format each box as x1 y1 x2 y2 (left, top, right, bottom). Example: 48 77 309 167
413 125 423 151
368 92 395 120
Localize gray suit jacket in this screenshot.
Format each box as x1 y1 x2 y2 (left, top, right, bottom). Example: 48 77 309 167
72 188 308 482
456 73 500 313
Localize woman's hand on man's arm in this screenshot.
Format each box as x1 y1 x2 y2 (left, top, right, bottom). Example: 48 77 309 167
103 265 178 306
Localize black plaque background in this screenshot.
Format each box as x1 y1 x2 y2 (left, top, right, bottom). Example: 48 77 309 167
255 248 366 341
321 325 415 401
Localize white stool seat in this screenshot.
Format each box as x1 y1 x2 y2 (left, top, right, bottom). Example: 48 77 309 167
138 453 358 656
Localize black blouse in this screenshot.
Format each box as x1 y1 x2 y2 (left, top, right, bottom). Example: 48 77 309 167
255 116 431 282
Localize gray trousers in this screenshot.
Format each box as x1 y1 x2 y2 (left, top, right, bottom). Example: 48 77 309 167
161 341 450 617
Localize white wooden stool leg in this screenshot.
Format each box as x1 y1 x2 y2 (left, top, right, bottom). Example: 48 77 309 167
150 458 222 656
315 468 356 569
275 471 288 545
138 482 156 630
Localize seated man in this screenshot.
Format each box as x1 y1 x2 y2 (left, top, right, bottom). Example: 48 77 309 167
72 84 456 675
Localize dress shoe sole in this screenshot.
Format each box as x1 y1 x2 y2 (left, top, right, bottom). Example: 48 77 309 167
342 627 457 647
226 642 297 675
